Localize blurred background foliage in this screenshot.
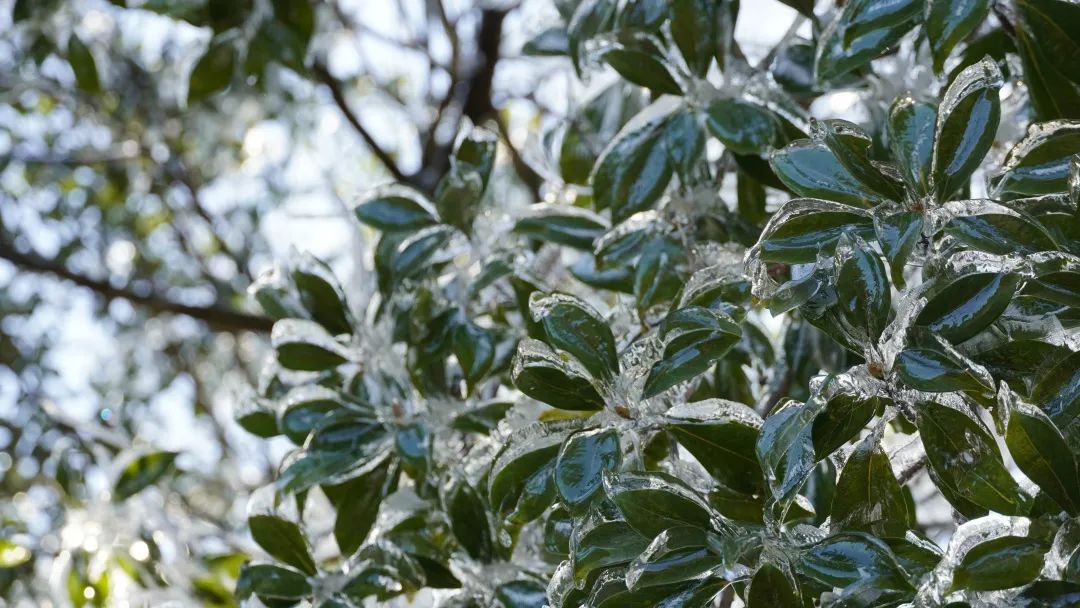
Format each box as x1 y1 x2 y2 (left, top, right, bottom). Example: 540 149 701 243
0 0 559 603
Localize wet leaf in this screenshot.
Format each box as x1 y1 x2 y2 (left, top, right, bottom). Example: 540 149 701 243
511 339 606 411
932 58 1003 200
925 0 991 74
531 292 619 381
990 121 1080 196
643 307 742 398
951 535 1048 592
887 95 938 197
747 562 800 608
603 49 682 96
915 273 1020 343
604 472 713 538
830 436 909 535
555 427 621 510
113 451 178 501
593 117 673 222
248 514 317 576
916 400 1028 517
770 140 886 207
667 399 764 494
835 232 891 343
1006 402 1080 515
705 98 780 155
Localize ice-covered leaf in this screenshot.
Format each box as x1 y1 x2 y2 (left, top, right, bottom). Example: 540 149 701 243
830 434 910 535
991 121 1080 196
888 95 937 198
555 427 621 511
511 339 606 411
925 0 991 74
770 140 887 208
531 292 619 381
932 58 1003 200
666 399 763 494
1006 401 1080 515
593 116 673 222
604 471 713 538
705 98 780 155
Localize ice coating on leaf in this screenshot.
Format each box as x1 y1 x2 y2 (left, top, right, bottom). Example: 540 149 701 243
529 291 606 325
271 318 350 355
546 559 576 607
511 337 599 389
666 399 763 429
876 287 929 371
926 198 1022 235
592 210 668 257
990 120 1080 195
937 57 1003 122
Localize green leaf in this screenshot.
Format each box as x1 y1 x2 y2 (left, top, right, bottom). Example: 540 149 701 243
451 400 513 435
925 0 991 74
530 292 619 381
67 34 100 93
278 386 343 443
747 562 800 608
838 0 923 45
1011 0 1080 120
945 209 1059 255
248 514 317 576
704 98 780 155
556 427 621 511
950 535 1048 592
292 254 352 335
489 420 577 517
625 526 721 591
324 456 396 556
236 563 312 600
1006 402 1080 515
830 435 909 535
815 119 905 201
669 0 719 76
634 238 683 311
1032 349 1080 451
812 392 882 458
757 397 822 506
799 532 913 593
756 199 874 263
770 140 886 207
666 399 764 494
514 204 607 250
391 225 455 283
815 10 918 82
916 400 1028 517
603 49 682 96
915 273 1020 343
887 95 938 197
593 117 673 221
113 451 177 501
874 212 922 290
272 320 349 371
663 110 705 178
354 189 438 232
991 121 1080 196
453 320 495 392
511 339 605 411
445 477 494 562
835 232 891 343
895 333 995 395
932 58 1003 200
572 518 649 581
604 472 713 538
643 307 742 398
188 38 236 103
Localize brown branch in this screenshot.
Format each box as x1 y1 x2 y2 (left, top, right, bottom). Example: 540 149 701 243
0 238 273 333
311 64 415 187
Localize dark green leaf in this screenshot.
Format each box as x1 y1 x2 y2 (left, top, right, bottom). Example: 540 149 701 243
830 435 909 535
757 398 822 506
445 478 493 561
236 563 311 600
354 190 438 232
915 273 1020 343
815 119 905 201
593 117 673 221
453 320 495 392
667 399 763 494
756 199 874 263
916 400 1028 517
951 535 1048 592
798 532 912 591
770 140 886 207
572 518 649 581
324 456 396 556
113 451 178 501
556 427 621 510
625 526 721 591
812 392 882 458
887 95 937 197
1011 0 1080 120
488 420 577 517
643 307 742 398
925 0 991 74
669 0 719 76
189 38 236 103
603 49 682 96
67 34 100 93
1006 402 1080 515
815 11 917 82
391 225 455 283
531 292 619 381
991 121 1080 196
248 514 317 576
747 562 800 608
835 232 891 343
604 472 713 538
932 58 1003 200
514 205 607 250
705 98 780 155
663 110 705 178
511 339 606 411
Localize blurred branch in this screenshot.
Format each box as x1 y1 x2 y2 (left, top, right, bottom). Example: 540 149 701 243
0 238 273 333
311 63 415 188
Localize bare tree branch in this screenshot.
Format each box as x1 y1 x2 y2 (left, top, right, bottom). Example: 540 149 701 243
0 238 273 333
312 63 415 187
